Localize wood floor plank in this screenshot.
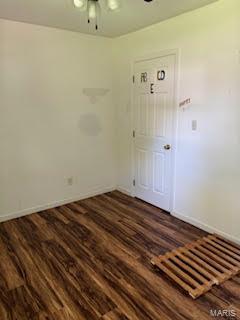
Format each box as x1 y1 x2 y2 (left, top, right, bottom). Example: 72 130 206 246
1 222 64 316
102 193 201 245
101 308 130 320
43 239 117 318
0 191 239 320
0 238 24 291
45 208 197 319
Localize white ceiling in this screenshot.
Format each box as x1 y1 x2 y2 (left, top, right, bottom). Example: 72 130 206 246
0 0 218 38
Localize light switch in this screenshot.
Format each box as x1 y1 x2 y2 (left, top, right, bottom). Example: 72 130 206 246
192 120 197 131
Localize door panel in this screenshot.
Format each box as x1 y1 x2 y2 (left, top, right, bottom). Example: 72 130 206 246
137 149 149 189
154 93 167 138
134 55 175 211
153 152 165 195
138 94 149 136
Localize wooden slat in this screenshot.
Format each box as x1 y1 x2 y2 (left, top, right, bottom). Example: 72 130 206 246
186 246 232 283
170 255 209 284
203 242 240 267
176 250 215 282
152 258 195 294
214 234 240 250
164 260 200 288
196 242 238 272
209 236 240 255
153 258 208 299
205 237 240 261
188 246 230 276
183 248 224 280
152 233 240 299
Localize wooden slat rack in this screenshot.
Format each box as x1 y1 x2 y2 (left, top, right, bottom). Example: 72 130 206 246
151 234 240 299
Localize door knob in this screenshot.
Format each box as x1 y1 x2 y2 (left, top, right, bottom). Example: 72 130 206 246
164 144 171 150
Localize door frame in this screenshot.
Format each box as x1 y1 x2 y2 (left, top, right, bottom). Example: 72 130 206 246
130 49 180 213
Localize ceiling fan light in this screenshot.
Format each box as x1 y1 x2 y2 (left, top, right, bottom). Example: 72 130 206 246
88 1 97 19
106 0 120 11
73 0 87 10
74 0 120 30
73 0 83 8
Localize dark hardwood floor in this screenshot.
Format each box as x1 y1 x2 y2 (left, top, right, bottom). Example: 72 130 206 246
0 191 239 320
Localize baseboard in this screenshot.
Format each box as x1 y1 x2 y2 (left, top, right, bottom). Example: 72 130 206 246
171 211 240 245
0 186 116 223
116 186 133 196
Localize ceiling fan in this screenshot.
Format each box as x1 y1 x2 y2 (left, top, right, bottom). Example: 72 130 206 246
73 0 121 30
73 0 153 30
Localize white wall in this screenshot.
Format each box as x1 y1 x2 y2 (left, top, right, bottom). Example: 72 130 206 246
113 0 240 242
0 19 116 220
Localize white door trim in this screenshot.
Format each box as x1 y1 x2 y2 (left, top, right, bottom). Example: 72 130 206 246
130 49 180 213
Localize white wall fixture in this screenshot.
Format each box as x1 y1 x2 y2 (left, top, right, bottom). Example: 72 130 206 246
82 88 110 103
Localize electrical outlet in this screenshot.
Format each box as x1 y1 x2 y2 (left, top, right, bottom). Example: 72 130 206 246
67 177 74 186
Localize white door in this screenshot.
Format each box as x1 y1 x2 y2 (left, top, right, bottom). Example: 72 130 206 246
133 54 176 211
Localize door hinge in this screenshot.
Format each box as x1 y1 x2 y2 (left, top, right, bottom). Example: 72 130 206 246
133 75 135 83
133 130 135 138
133 179 136 186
